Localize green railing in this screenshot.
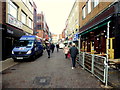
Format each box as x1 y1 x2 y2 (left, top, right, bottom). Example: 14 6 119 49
77 52 109 86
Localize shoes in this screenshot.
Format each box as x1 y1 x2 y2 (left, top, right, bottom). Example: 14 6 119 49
48 56 50 58
72 67 74 69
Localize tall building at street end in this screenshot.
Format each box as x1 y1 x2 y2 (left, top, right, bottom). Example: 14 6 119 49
36 12 51 43
52 34 58 44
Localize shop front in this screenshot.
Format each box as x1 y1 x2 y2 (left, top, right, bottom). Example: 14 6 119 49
2 24 25 60
79 2 120 59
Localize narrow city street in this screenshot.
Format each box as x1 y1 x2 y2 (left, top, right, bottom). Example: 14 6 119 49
2 49 101 88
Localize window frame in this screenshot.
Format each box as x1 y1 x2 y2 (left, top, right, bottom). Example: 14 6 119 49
82 5 86 19
28 18 33 29
87 0 91 14
8 0 18 19
21 11 27 25
93 0 99 8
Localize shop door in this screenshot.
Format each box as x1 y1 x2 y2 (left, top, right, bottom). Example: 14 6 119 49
107 37 115 59
3 37 13 60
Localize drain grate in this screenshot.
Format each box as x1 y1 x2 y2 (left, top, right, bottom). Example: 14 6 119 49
33 76 51 86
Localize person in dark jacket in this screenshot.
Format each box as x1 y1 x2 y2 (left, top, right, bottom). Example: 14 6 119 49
50 43 55 53
46 43 51 58
69 43 78 69
56 43 59 52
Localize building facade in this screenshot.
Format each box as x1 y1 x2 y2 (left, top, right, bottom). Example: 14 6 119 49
52 34 58 43
36 12 51 43
0 1 2 61
2 0 34 60
33 1 37 35
79 0 120 59
65 0 79 45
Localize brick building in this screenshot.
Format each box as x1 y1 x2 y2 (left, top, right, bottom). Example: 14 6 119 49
79 0 120 59
36 12 50 42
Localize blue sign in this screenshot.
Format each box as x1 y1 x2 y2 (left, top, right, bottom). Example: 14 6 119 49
73 33 79 41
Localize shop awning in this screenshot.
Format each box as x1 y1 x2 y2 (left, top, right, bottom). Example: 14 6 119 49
79 20 112 36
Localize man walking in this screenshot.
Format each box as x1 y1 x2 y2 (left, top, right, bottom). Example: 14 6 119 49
50 43 55 53
69 43 78 69
56 43 59 52
46 43 51 58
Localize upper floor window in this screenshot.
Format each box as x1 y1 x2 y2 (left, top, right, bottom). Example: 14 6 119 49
28 1 33 13
22 0 27 5
21 11 27 24
93 0 99 8
82 6 86 19
88 0 91 14
28 18 33 29
8 0 18 19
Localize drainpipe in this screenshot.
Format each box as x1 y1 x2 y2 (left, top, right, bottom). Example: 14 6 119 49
79 35 81 62
106 21 110 62
105 21 111 87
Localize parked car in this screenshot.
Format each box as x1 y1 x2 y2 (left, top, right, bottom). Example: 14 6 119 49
12 35 43 61
59 43 65 49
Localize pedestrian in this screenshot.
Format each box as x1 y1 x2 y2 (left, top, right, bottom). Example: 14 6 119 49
56 43 59 52
50 43 55 53
43 43 46 50
46 43 51 58
69 43 78 69
63 45 69 59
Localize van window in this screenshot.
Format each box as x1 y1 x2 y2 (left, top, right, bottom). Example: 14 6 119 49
16 40 34 47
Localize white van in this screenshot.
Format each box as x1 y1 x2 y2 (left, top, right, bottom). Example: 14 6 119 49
59 43 65 49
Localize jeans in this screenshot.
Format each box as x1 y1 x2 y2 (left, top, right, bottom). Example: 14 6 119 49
57 48 59 52
71 57 76 67
47 50 50 57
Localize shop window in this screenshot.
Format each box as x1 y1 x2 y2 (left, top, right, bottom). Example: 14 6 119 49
8 0 18 19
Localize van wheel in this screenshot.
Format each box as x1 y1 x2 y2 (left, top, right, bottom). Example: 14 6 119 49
40 50 43 56
13 59 18 62
32 54 36 61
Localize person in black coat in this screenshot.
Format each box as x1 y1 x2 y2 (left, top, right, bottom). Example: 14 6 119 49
69 43 78 69
50 43 55 53
56 44 59 52
46 43 51 58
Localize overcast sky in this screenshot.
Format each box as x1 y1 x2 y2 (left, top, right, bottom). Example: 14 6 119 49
33 0 75 35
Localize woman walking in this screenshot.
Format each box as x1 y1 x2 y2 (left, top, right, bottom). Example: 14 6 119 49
63 45 69 59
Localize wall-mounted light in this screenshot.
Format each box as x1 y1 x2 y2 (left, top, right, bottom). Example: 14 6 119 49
113 26 115 29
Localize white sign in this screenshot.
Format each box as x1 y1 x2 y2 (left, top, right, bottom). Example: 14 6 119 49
8 14 23 29
7 29 13 34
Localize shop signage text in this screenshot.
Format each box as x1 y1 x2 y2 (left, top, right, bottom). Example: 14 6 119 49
8 14 23 29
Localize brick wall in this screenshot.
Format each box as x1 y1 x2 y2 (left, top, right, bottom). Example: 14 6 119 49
79 2 113 28
37 30 44 38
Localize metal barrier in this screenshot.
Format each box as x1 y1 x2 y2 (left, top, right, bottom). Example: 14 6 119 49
78 52 109 86
94 55 106 83
78 52 84 67
84 53 92 72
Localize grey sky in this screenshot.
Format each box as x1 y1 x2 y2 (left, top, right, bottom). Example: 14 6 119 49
34 0 75 35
